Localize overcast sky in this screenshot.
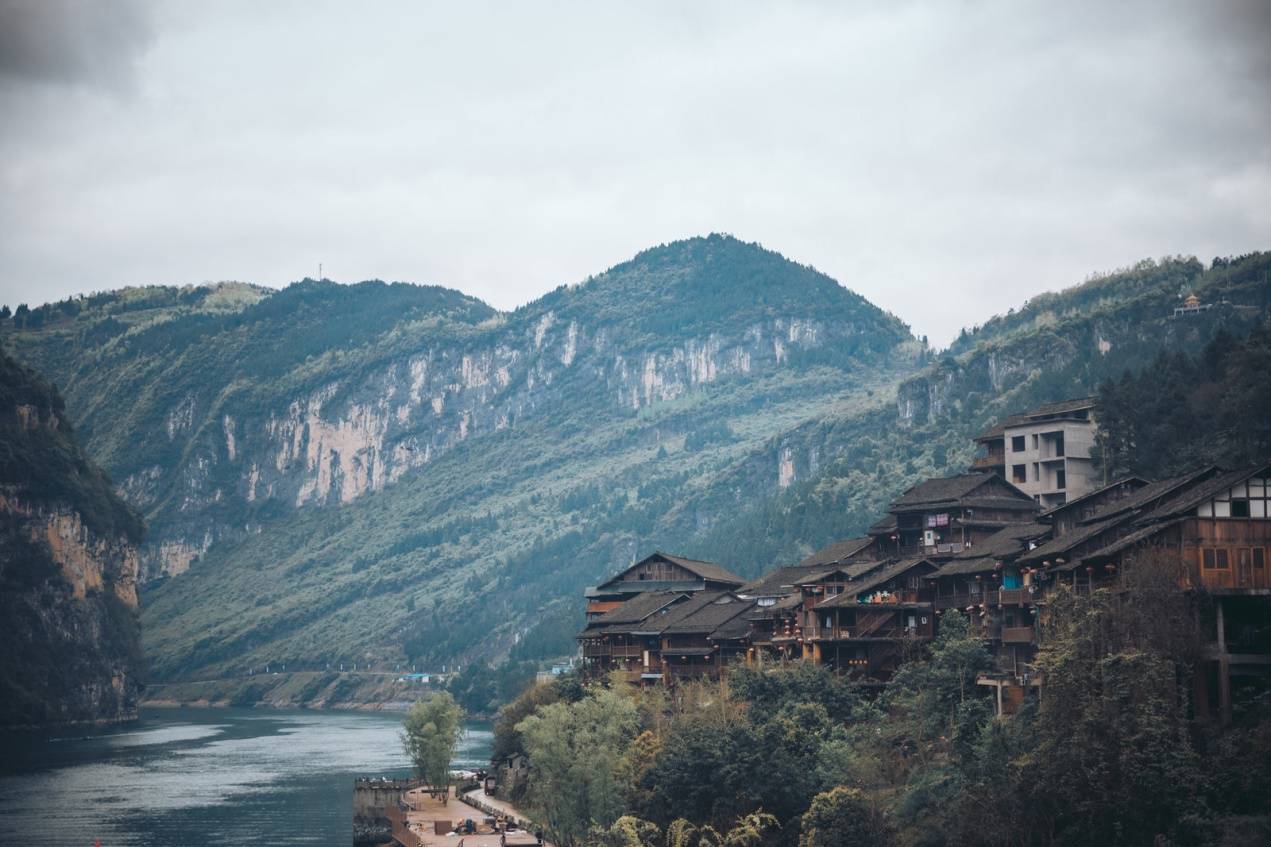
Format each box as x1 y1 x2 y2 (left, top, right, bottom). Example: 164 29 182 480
1 1 1268 346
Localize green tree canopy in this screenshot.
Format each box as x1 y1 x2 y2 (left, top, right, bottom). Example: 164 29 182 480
401 690 465 786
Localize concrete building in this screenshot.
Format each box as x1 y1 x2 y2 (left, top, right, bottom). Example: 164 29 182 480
974 397 1100 509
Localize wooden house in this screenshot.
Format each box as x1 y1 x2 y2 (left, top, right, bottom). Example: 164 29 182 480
805 558 939 680
653 592 755 683
583 552 745 620
576 591 691 680
874 473 1039 559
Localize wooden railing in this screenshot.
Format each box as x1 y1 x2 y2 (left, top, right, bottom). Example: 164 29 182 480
998 588 1035 606
1001 627 1035 644
610 645 643 658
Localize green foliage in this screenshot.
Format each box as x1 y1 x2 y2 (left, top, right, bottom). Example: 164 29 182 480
401 690 465 785
0 350 143 542
446 660 538 715
1097 320 1271 478
587 815 661 847
518 685 642 847
798 787 885 847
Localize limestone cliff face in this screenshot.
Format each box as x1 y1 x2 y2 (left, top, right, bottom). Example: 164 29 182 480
0 352 144 727
126 309 875 580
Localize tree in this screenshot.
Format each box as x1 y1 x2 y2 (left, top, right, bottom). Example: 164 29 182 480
518 686 641 847
401 690 465 787
587 815 661 847
799 787 887 847
1016 560 1206 844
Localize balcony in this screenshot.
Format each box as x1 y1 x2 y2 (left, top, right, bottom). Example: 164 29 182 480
1001 626 1036 644
972 454 1004 470
610 645 644 658
998 588 1036 606
934 590 999 610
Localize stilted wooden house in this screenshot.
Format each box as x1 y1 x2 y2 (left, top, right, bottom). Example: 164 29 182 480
583 552 745 620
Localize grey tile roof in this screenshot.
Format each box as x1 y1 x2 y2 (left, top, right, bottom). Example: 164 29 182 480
655 552 746 585
818 558 936 608
798 536 874 568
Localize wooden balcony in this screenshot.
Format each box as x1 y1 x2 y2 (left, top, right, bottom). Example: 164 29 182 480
1001 626 1036 644
610 645 644 658
998 588 1035 606
971 454 1004 470
934 590 999 610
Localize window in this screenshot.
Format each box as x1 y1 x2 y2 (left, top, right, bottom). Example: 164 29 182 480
1216 549 1229 569
1032 434 1039 450
1032 462 1040 481
1011 435 1026 452
1255 549 1265 569
1056 469 1066 490
1012 464 1026 483
1054 432 1065 457
1231 499 1251 518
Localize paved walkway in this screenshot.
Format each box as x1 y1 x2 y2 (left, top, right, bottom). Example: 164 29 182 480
396 786 545 847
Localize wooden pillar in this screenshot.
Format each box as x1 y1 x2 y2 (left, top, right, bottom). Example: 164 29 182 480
996 682 1004 717
1217 598 1232 725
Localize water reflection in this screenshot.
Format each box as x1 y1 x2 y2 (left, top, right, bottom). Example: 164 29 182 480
0 707 492 846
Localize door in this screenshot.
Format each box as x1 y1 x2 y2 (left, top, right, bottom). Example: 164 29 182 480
1237 549 1252 588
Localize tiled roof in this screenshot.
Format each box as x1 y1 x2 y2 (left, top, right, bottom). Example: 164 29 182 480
868 514 899 534
798 536 874 568
1019 514 1126 564
740 565 824 597
1039 475 1149 518
580 591 691 636
656 552 746 585
888 474 1033 512
660 594 755 635
1079 466 1218 525
709 612 754 641
1137 464 1271 523
931 556 1001 578
818 558 935 608
955 521 1050 560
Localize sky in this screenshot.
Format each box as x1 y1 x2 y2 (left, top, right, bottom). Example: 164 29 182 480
1 1 1268 347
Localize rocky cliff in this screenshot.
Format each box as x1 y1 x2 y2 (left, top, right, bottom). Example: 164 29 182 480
0 350 144 726
5 235 918 679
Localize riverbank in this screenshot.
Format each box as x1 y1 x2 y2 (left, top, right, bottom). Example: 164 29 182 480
141 670 431 712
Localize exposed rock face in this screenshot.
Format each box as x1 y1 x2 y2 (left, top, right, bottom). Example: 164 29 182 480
0 351 144 727
5 234 917 676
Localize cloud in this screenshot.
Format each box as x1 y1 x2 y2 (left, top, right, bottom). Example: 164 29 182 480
0 0 153 90
0 1 1267 345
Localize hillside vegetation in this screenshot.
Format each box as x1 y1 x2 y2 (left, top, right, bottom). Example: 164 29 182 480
4 235 919 684
4 241 1268 697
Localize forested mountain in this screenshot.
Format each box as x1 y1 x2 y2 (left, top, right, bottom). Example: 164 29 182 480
3 235 920 682
4 240 1268 692
0 350 144 726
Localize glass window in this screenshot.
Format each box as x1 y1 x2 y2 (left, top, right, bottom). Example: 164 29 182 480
1011 435 1026 452
1012 464 1026 483
1254 549 1265 569
1215 549 1229 569
1231 499 1251 518
1203 549 1216 569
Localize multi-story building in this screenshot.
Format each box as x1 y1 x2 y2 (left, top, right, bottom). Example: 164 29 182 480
974 397 1100 508
582 551 745 621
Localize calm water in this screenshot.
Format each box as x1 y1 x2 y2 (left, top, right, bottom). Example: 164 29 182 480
0 707 492 846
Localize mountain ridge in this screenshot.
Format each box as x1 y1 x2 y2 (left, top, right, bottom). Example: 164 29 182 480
4 234 920 680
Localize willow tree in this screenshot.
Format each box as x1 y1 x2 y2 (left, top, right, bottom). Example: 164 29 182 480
401 690 466 787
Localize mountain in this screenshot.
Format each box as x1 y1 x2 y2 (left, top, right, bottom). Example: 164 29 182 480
3 235 920 682
0 349 144 726
663 252 1271 575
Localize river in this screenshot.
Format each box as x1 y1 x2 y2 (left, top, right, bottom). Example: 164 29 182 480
0 706 492 846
